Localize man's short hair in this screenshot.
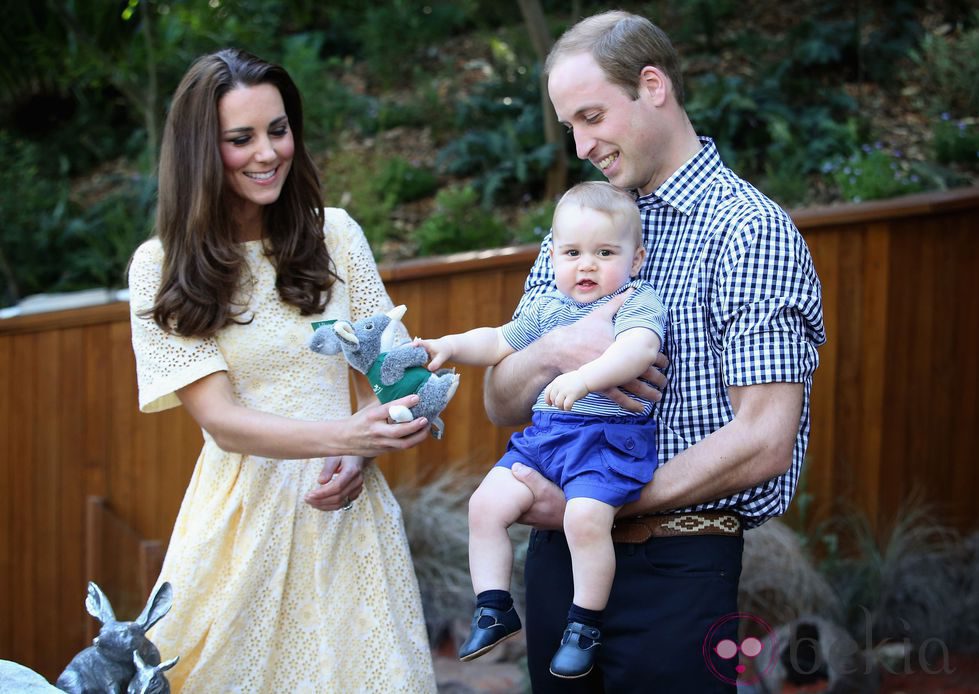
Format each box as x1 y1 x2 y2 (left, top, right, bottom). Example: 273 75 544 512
553 181 642 247
545 10 684 106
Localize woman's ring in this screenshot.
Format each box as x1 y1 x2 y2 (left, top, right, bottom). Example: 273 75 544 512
340 496 353 511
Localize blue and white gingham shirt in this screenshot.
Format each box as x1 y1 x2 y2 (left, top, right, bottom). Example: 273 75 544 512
514 138 826 527
502 279 667 417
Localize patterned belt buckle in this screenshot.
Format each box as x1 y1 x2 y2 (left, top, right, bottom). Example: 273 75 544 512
611 511 742 543
660 512 742 536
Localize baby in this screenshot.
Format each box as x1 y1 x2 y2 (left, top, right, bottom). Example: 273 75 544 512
416 181 666 679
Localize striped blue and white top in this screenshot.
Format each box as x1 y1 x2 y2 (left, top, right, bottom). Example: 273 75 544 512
502 279 666 417
513 138 826 527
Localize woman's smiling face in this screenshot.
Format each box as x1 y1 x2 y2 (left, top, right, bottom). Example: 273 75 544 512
218 83 295 224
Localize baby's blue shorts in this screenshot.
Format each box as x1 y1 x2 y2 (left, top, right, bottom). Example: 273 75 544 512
496 410 658 507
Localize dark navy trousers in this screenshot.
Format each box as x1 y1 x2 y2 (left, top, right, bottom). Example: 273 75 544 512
524 528 743 693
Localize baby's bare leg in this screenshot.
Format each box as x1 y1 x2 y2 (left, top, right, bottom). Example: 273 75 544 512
468 466 535 594
563 497 618 610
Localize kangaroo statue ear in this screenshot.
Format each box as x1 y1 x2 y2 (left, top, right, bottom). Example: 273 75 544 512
85 582 116 624
159 655 180 671
137 581 173 631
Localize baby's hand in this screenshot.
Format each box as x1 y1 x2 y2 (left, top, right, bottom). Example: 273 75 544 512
544 371 588 411
412 337 453 371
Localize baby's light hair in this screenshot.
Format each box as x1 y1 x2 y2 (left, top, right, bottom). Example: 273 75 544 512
553 181 642 247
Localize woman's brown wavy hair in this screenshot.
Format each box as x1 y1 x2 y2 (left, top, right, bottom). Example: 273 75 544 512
144 48 338 337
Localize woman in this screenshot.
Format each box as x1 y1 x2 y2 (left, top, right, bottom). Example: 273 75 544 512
128 49 437 692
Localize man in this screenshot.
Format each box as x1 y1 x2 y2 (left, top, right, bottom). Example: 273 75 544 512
483 11 825 693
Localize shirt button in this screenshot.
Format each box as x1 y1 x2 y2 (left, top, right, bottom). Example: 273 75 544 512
625 438 635 450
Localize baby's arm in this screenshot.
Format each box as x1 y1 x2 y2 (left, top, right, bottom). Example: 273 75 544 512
545 328 662 410
416 327 516 371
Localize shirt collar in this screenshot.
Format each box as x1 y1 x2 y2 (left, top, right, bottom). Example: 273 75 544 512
556 280 638 309
635 137 722 216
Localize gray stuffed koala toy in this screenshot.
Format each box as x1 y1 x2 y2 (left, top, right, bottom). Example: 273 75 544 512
310 305 459 440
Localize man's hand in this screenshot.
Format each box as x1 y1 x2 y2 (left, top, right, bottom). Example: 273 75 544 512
549 293 622 366
544 370 588 410
511 462 566 529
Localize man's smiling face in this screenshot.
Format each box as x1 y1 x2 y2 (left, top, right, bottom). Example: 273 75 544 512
548 51 665 196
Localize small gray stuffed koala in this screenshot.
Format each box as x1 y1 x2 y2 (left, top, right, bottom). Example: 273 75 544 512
310 305 459 439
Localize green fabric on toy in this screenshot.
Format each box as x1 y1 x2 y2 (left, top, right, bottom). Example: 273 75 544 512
309 305 459 440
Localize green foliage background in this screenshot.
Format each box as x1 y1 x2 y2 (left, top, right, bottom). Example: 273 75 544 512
1 0 977 307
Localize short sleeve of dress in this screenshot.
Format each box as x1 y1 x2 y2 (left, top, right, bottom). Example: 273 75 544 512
326 208 408 343
128 239 229 413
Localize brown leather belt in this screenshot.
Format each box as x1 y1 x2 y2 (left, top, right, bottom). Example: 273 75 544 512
610 511 742 543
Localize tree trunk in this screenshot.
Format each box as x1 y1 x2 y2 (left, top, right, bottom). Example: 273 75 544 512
517 0 567 201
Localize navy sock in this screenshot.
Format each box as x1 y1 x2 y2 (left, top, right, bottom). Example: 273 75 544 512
476 589 513 612
568 603 603 629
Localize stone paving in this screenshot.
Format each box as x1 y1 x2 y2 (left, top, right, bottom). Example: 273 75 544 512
434 656 528 693
432 630 530 693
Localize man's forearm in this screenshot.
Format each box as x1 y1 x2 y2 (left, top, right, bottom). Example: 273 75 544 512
483 335 562 426
484 297 624 426
621 382 803 515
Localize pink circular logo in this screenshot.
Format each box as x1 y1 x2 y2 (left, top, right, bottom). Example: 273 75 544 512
702 612 779 685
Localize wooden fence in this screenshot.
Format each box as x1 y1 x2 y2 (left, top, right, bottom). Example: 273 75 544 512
2 187 978 679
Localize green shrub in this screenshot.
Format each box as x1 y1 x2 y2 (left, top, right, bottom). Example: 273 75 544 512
0 131 156 307
321 148 395 254
932 115 979 167
413 186 508 257
688 72 860 185
436 63 555 207
0 132 73 306
373 157 439 206
822 145 928 202
511 201 556 245
65 172 157 290
912 14 979 117
354 1 476 85
858 0 924 85
280 34 377 146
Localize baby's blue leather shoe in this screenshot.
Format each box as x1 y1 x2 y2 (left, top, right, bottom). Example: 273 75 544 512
458 605 522 661
549 621 602 679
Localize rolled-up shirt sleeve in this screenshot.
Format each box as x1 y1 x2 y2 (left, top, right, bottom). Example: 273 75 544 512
715 213 824 387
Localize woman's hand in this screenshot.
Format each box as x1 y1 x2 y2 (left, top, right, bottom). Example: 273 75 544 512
338 394 431 457
305 455 367 512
